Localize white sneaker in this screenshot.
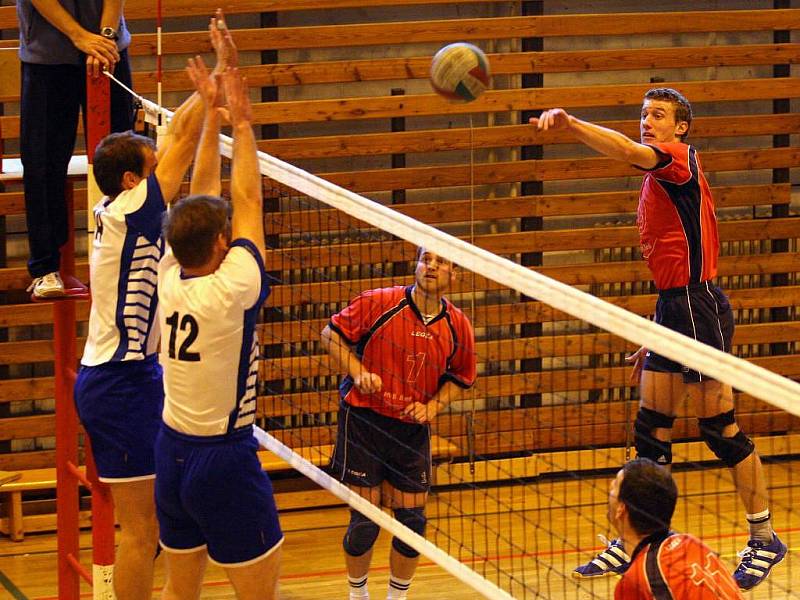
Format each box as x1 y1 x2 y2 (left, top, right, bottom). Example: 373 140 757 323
27 272 66 298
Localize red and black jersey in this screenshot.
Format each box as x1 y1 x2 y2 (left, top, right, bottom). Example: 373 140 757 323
329 285 476 420
616 532 744 600
637 142 719 290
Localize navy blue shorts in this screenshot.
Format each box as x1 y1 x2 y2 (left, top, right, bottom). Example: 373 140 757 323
74 355 163 482
329 403 431 493
155 424 284 566
643 281 734 384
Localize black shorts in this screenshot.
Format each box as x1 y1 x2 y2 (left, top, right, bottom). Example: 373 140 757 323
643 281 734 384
329 403 431 493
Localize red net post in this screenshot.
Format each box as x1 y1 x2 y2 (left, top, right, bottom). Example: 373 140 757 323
84 71 116 592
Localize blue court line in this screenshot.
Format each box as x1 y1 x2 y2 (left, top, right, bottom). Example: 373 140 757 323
0 568 28 600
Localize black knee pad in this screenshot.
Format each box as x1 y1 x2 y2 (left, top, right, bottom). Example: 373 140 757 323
634 407 676 466
391 507 427 559
343 510 380 557
698 409 755 468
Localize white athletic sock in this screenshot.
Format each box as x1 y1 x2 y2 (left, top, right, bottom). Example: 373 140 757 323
746 509 773 544
386 574 412 599
349 574 369 599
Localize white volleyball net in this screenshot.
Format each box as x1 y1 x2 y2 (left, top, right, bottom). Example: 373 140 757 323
129 92 799 598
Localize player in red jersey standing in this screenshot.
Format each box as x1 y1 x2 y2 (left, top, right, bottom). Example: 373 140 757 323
531 89 785 589
321 247 476 600
610 458 744 600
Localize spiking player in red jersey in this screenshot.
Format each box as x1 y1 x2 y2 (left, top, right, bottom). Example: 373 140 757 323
531 89 785 590
321 247 476 600
609 458 744 600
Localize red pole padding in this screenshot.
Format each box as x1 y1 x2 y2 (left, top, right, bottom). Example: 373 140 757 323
85 72 116 582
86 73 111 156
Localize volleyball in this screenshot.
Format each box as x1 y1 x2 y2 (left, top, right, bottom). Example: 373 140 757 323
429 42 491 103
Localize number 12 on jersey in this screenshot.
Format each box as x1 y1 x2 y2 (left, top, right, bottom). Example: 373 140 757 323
166 311 201 361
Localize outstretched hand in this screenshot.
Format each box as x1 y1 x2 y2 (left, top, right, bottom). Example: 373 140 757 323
222 68 253 127
186 56 230 122
210 9 238 73
186 56 222 108
529 108 572 131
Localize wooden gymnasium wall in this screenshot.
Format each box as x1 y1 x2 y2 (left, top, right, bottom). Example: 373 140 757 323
0 2 798 485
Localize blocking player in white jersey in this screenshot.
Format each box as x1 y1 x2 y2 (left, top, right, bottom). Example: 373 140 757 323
73 12 237 600
155 63 282 600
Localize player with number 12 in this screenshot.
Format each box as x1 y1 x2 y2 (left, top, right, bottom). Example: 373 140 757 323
154 25 283 600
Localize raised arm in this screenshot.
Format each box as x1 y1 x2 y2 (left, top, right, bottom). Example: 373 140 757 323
154 10 236 204
151 89 203 205
30 0 119 67
186 57 221 197
530 108 660 169
224 67 265 262
320 325 382 394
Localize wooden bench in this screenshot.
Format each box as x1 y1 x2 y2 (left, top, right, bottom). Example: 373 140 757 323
0 455 311 541
0 467 87 541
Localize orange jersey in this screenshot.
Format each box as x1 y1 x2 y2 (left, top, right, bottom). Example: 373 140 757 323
329 286 476 420
616 532 744 600
637 143 719 290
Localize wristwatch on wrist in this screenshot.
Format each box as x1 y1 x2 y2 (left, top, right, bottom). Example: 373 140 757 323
100 27 118 41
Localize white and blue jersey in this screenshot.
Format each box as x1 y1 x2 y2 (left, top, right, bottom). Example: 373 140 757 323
75 173 165 481
154 237 282 565
81 174 165 366
158 239 268 437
